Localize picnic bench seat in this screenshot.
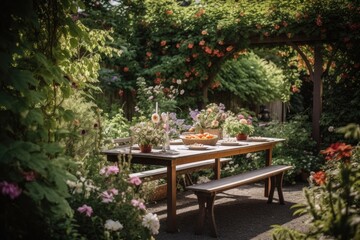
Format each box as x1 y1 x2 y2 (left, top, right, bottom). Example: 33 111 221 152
129 158 232 181
186 165 292 237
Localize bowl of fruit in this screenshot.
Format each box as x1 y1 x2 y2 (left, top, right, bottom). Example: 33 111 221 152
180 132 218 146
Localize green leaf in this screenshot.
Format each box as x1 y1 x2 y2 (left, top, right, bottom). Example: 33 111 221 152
24 109 44 125
25 181 45 201
63 109 75 122
42 143 63 155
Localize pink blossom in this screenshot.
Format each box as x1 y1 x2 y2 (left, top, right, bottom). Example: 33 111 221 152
101 191 115 203
131 199 146 210
238 114 244 119
0 181 22 199
99 166 119 177
22 171 36 181
109 188 119 195
129 176 142 186
77 204 93 217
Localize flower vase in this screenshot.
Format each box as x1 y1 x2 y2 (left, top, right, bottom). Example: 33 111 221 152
236 133 248 141
139 144 152 153
162 131 171 152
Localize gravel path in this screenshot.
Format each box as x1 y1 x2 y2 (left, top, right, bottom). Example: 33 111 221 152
147 182 309 240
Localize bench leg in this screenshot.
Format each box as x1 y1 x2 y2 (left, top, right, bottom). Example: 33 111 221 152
267 172 285 205
276 173 285 204
207 193 218 238
194 192 218 237
194 192 207 235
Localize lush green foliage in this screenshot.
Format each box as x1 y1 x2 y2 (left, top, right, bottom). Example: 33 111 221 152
257 115 322 180
216 52 293 104
0 1 86 238
272 130 360 239
82 0 360 114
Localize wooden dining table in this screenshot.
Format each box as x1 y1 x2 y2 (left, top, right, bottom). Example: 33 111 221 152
102 137 284 233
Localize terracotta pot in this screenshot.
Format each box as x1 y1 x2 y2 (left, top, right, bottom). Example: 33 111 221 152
139 144 152 153
236 133 248 141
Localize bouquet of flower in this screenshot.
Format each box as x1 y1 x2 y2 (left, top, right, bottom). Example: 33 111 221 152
130 121 164 146
190 103 228 130
223 114 255 136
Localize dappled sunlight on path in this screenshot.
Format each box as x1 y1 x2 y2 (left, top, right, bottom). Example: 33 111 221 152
148 183 309 240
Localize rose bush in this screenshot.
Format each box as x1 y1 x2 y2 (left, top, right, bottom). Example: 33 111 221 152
67 157 160 239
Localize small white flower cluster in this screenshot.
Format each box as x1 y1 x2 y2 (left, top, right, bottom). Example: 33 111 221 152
146 84 184 101
104 219 123 231
66 174 98 198
142 213 160 235
197 176 211 184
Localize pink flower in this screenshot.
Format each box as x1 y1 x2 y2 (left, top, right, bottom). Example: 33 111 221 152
99 166 119 177
101 191 115 203
131 199 146 210
0 181 22 199
129 176 142 186
22 171 36 181
77 204 93 217
109 188 119 195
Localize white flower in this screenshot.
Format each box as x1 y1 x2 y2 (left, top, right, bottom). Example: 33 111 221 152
161 112 168 122
104 219 123 231
142 213 160 235
180 89 185 95
328 126 334 132
176 79 182 84
66 180 77 188
74 181 83 193
148 95 154 100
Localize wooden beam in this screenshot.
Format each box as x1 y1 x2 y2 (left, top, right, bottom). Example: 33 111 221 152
313 44 323 149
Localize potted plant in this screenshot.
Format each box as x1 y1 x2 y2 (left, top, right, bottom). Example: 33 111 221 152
189 103 229 139
130 121 164 153
223 114 255 140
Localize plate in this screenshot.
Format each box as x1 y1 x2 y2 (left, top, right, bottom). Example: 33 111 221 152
169 139 183 145
221 142 241 146
188 145 209 150
131 145 140 150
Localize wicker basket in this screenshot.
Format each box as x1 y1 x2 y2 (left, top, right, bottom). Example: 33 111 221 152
180 135 218 146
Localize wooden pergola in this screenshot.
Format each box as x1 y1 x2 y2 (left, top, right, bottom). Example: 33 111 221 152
250 34 330 149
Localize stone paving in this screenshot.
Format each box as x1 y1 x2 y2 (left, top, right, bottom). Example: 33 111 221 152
147 182 309 240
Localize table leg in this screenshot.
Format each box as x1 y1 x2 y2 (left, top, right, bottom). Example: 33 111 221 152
265 148 273 197
166 163 178 233
214 158 221 180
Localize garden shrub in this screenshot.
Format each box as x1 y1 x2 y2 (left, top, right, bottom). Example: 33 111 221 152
67 154 160 240
272 126 360 239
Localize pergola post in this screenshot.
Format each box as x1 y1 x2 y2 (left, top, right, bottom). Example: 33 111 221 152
312 43 323 149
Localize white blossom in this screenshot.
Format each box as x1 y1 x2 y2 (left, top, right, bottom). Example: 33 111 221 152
142 213 160 235
104 219 123 231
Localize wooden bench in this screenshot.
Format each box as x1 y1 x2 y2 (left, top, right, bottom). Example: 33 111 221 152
129 158 232 182
186 165 292 237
